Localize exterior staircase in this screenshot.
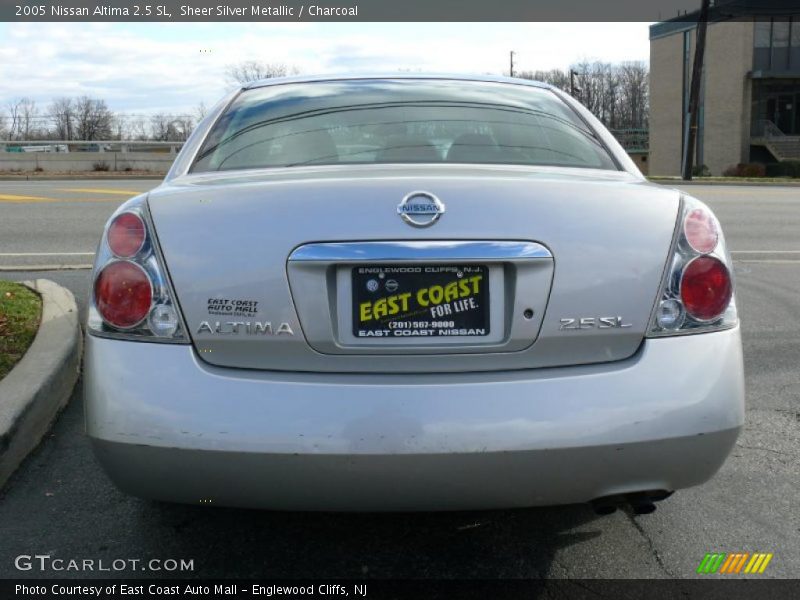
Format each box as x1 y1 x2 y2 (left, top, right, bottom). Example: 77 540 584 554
753 120 800 162
764 138 800 161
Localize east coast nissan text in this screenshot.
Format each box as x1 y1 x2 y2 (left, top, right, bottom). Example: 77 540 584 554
85 76 744 513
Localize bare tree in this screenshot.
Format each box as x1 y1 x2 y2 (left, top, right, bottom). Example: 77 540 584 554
568 60 612 124
172 115 195 140
6 99 23 140
616 61 649 129
110 115 127 140
195 101 208 122
17 98 39 140
128 116 150 141
517 60 649 130
150 113 194 141
149 113 172 141
74 96 113 140
50 97 76 140
225 60 299 85
517 68 570 92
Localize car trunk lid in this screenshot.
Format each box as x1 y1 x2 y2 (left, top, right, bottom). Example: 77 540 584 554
147 164 679 373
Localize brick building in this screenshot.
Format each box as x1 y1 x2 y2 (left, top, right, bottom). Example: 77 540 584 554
650 3 800 176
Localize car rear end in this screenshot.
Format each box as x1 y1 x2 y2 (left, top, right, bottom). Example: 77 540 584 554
84 76 744 511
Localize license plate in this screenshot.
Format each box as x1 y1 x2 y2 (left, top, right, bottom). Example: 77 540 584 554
352 265 490 338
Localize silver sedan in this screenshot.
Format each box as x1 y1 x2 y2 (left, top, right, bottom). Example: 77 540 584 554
84 75 744 513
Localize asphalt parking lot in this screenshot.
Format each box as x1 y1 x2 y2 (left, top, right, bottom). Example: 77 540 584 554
0 180 798 579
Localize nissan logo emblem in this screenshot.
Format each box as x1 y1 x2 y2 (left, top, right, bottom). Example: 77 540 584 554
397 191 446 228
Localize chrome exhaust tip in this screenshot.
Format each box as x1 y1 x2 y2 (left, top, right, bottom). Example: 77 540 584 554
590 490 673 516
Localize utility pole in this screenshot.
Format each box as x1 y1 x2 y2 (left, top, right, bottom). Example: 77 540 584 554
509 51 515 77
570 69 580 98
681 0 711 181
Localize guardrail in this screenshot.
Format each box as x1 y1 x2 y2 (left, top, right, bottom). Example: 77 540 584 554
0 140 185 154
0 141 181 173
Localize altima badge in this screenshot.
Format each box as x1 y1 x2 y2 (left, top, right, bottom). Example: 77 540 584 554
197 321 294 336
397 191 445 227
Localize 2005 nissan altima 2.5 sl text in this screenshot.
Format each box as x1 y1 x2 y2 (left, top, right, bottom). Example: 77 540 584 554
84 75 744 514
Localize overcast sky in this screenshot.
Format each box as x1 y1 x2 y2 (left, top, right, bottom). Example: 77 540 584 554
0 22 651 116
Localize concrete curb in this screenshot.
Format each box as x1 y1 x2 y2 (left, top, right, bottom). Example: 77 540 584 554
0 279 82 488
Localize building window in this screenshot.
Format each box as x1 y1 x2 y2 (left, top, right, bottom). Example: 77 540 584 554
754 16 800 71
755 19 772 48
772 20 790 71
754 18 772 70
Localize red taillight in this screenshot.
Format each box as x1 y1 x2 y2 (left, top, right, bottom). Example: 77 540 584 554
680 256 732 321
650 197 737 336
107 212 146 258
89 197 186 342
683 208 718 254
94 261 152 329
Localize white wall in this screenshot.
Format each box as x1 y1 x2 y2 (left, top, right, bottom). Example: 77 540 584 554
0 152 175 173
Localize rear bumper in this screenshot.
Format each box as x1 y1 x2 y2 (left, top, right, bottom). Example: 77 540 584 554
85 327 745 511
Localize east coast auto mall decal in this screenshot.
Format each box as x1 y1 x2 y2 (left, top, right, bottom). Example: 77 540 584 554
207 297 259 318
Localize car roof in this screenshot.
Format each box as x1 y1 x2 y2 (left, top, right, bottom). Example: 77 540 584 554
242 73 553 92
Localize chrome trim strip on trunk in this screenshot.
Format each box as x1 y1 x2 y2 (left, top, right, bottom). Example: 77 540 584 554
288 241 552 263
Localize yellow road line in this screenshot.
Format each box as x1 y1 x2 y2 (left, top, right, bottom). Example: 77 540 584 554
62 197 123 202
0 193 54 202
0 194 122 204
61 188 143 195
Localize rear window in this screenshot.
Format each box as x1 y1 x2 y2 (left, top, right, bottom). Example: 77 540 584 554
192 79 617 173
